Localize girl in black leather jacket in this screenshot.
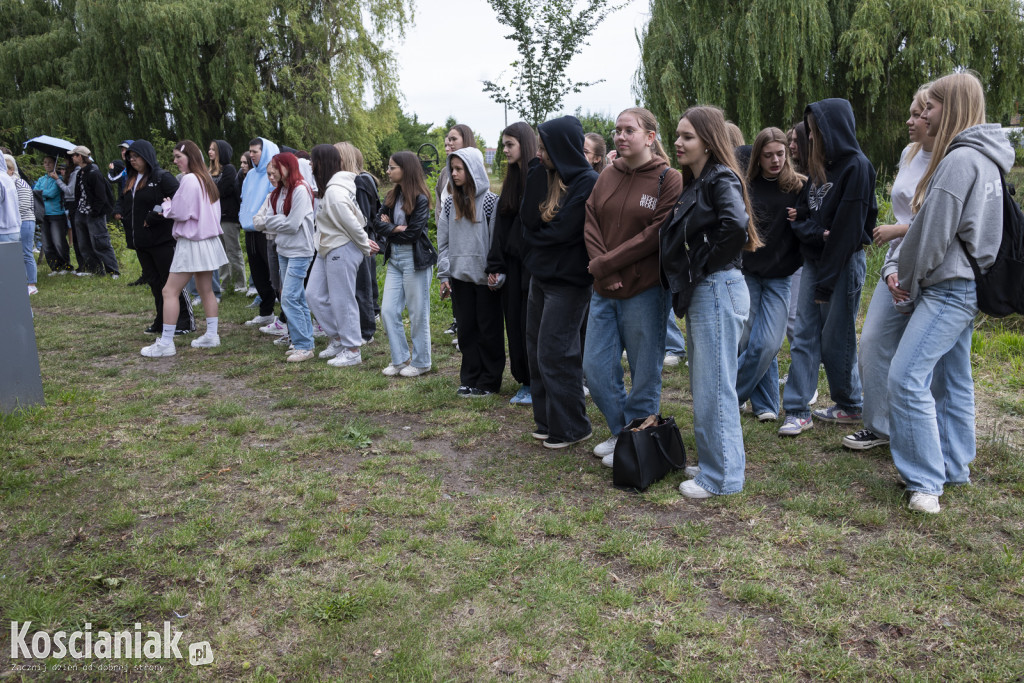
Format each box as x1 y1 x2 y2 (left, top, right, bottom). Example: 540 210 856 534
658 105 761 500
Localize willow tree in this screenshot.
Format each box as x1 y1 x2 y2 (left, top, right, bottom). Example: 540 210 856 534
636 0 1024 166
0 0 410 167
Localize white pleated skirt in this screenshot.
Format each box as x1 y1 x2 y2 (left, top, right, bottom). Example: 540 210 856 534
170 236 228 273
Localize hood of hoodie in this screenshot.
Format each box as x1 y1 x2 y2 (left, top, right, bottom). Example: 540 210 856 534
253 137 280 175
538 116 592 183
127 140 161 174
327 170 357 194
449 147 490 198
948 123 1016 174
804 99 863 165
214 140 233 168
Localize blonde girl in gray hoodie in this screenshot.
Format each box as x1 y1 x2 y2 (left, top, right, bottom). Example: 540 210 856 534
437 147 502 397
305 144 372 368
883 72 1015 514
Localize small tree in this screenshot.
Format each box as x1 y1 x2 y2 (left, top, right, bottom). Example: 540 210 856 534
483 0 623 127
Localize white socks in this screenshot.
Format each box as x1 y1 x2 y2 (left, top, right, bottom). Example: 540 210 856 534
207 317 219 336
160 324 176 345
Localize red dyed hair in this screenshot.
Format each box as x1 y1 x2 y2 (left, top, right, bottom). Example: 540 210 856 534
269 152 310 215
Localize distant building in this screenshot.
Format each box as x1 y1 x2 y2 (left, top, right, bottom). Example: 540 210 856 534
485 148 496 166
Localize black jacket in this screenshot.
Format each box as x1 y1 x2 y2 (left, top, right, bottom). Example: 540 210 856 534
75 163 113 217
659 161 749 316
487 157 539 275
741 174 803 278
212 140 239 223
373 191 436 270
119 140 180 250
791 98 877 301
354 173 381 242
522 116 598 287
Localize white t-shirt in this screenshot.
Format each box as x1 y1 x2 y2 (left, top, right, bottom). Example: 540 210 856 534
890 145 931 226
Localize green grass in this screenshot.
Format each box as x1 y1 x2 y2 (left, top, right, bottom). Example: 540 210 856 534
1 236 1023 681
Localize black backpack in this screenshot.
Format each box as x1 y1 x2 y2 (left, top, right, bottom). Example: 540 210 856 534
958 170 1024 317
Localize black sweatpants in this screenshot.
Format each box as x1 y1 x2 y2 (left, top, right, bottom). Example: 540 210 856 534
245 230 277 316
451 277 505 393
136 243 194 331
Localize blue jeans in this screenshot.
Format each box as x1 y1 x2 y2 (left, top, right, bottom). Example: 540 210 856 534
686 269 749 495
20 220 38 285
783 252 865 418
859 277 910 438
665 298 687 356
736 274 791 415
278 254 314 351
889 279 977 496
583 287 668 436
381 244 432 369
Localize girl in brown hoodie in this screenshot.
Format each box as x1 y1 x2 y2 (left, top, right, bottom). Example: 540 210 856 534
582 107 683 466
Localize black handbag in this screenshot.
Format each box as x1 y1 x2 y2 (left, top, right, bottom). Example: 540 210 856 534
612 415 687 492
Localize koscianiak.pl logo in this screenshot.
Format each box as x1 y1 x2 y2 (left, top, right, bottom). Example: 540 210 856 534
8 621 214 671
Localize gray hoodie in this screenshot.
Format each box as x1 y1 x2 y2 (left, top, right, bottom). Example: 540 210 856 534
885 123 1015 309
253 183 316 258
436 147 497 285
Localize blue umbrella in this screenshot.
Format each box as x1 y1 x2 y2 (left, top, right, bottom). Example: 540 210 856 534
22 135 75 158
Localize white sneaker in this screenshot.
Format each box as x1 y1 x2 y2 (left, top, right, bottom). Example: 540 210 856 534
285 349 314 363
399 365 430 377
778 415 813 436
245 314 275 326
679 479 713 499
273 334 292 346
601 452 614 468
663 353 683 367
259 320 288 336
809 389 819 406
141 341 175 358
908 492 940 514
190 295 201 307
684 465 701 478
382 362 409 377
319 340 346 359
190 332 220 349
756 411 778 422
28 284 39 295
593 436 618 458
246 287 258 297
327 349 362 367
312 321 327 337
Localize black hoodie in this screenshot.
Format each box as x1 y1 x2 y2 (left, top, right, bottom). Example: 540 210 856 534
487 156 540 274
791 98 877 300
521 116 598 287
212 140 239 223
120 140 180 250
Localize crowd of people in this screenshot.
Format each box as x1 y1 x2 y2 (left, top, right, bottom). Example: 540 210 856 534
6 70 1013 513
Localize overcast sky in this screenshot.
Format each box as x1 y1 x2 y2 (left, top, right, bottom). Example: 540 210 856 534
392 0 651 147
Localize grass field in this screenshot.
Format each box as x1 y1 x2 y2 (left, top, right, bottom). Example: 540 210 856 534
2 232 1023 681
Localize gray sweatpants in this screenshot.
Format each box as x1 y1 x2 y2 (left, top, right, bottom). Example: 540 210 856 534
305 241 364 348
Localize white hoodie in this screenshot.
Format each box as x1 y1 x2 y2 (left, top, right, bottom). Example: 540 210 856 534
315 171 369 259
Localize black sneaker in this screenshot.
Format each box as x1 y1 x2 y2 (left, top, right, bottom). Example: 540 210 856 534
129 276 147 287
144 324 160 334
456 386 472 397
842 429 889 450
174 328 194 336
543 431 593 450
444 320 457 335
466 388 493 398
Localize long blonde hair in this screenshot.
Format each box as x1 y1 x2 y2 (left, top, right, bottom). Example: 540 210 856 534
911 72 986 213
679 106 762 252
540 170 567 223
